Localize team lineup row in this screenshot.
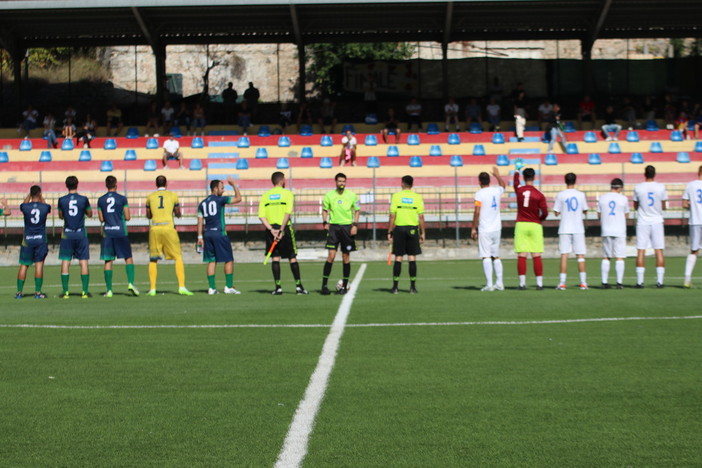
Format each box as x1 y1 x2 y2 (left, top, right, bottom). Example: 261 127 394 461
6 164 702 299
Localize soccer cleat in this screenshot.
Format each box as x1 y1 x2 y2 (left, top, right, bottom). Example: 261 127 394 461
579 283 589 290
295 286 309 295
616 283 624 289
683 282 692 289
409 287 418 294
104 290 113 298
14 292 23 299
271 287 283 296
320 286 331 296
635 283 644 289
336 287 348 295
34 292 46 299
128 283 140 296
208 288 219 295
147 289 157 296
494 284 505 291
81 292 92 299
518 285 527 290
555 284 566 290
224 287 241 295
390 287 399 294
480 285 494 292
535 285 544 291
62 292 70 299
601 283 611 289
656 283 664 289
178 287 194 296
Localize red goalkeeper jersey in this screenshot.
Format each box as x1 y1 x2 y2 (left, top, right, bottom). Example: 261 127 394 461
514 171 548 223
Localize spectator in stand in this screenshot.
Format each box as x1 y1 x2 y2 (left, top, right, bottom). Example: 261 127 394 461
514 91 527 142
162 134 184 169
192 103 206 136
510 82 526 109
318 99 337 134
76 121 94 148
537 98 554 130
161 101 175 136
675 112 690 140
279 103 293 134
339 129 357 167
62 117 76 140
243 82 260 121
444 97 460 132
63 105 77 126
405 97 423 132
488 77 503 104
577 95 596 129
693 110 702 140
602 105 622 141
643 95 656 122
662 93 676 129
19 105 39 137
174 102 192 136
238 101 252 135
42 112 58 148
486 98 501 132
464 98 482 129
84 114 98 137
296 101 314 132
364 77 377 114
106 104 124 137
222 82 238 124
145 102 160 137
381 108 401 144
621 97 637 130
546 103 567 153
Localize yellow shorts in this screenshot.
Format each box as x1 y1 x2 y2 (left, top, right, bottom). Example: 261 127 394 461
149 227 183 261
514 221 544 253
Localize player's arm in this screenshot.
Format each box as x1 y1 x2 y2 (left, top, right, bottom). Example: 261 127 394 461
661 190 668 211
418 213 426 243
322 209 329 228
0 198 10 216
492 166 506 189
85 204 93 218
58 204 64 220
512 170 521 191
387 213 396 241
196 214 204 249
23 193 32 204
471 202 481 240
682 198 690 210
277 213 290 241
226 177 243 204
123 205 131 221
98 207 105 223
174 204 182 218
539 195 548 221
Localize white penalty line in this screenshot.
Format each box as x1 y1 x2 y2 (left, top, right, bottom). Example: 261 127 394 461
1 315 702 330
274 263 367 468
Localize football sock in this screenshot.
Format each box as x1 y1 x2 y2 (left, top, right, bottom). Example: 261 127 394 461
482 258 493 287
208 275 216 289
17 278 25 293
615 260 625 284
409 261 417 286
290 262 302 284
148 262 158 290
126 264 135 284
536 276 543 287
559 273 567 285
61 274 70 293
342 262 351 288
272 261 281 287
493 259 503 285
225 273 233 289
636 266 645 285
518 275 526 287
579 271 587 285
80 274 90 293
35 277 43 293
601 259 610 283
322 261 332 287
517 257 527 276
656 266 665 284
175 259 186 288
104 270 113 291
393 261 402 288
578 258 586 284
533 257 543 277
684 254 697 282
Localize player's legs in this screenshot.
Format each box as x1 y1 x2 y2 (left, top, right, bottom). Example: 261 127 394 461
558 254 569 288
16 264 29 297
392 255 403 293
531 253 544 288
340 252 351 290
601 257 611 286
206 261 218 292
322 249 337 293
481 258 494 290
493 257 504 290
60 259 71 296
79 259 90 296
104 259 114 296
407 254 418 292
517 253 528 288
34 261 45 296
223 261 235 290
635 224 650 286
576 255 587 289
654 249 665 286
650 224 665 287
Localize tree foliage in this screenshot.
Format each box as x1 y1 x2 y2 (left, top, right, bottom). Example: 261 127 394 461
307 42 415 96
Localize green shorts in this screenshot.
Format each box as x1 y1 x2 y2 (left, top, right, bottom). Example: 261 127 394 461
514 221 544 253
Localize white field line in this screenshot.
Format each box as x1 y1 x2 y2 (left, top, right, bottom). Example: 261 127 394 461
274 263 367 468
1 315 701 330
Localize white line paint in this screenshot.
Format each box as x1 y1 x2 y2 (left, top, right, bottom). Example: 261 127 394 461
274 263 367 468
0 315 701 330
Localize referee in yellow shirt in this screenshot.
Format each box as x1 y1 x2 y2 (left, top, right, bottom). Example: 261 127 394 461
388 175 425 294
145 175 193 296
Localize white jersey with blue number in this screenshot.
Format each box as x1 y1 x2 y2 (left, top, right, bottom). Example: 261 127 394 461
474 186 504 233
597 192 629 238
682 179 702 225
633 181 667 225
554 188 588 234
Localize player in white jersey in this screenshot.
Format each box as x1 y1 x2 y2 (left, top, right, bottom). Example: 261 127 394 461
553 173 589 290
682 165 702 288
632 165 667 288
471 166 506 291
597 178 629 289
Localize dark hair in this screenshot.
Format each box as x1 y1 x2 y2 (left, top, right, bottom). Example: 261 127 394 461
210 179 220 191
565 172 576 185
335 172 347 181
644 165 656 179
105 175 117 189
610 178 624 188
478 172 490 186
402 175 414 187
271 171 285 185
30 185 42 197
65 175 78 190
522 168 536 181
156 175 167 188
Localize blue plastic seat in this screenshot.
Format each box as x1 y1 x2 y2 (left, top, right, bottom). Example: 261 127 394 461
39 151 52 162
255 148 268 159
650 142 663 153
429 145 442 156
566 143 579 154
426 123 440 135
365 134 378 146
191 137 204 149
19 140 32 151
278 136 291 147
366 156 380 168
626 131 640 142
169 127 182 138
300 125 313 136
584 132 597 143
301 147 313 158
146 138 159 149
238 137 250 148
473 144 485 156
189 159 203 170
100 161 113 172
407 134 420 145
630 153 644 164
341 124 355 134
319 157 333 168
387 146 399 157
449 155 463 167
104 139 117 150
320 135 333 147
276 158 290 169
409 156 422 167
588 153 602 165
79 150 92 162
545 154 558 165
677 152 691 163
126 127 140 139
258 125 271 137
235 159 249 170
124 149 137 161
469 122 482 134
496 154 509 166
608 142 621 154
670 130 683 142
695 141 702 153
448 133 461 145
0 152 8 163
563 122 576 133
645 120 659 131
143 160 157 171
492 133 505 144
61 138 74 151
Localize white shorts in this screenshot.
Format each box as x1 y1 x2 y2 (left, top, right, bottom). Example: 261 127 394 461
690 225 702 251
636 223 665 250
602 236 627 259
558 233 586 255
478 230 501 258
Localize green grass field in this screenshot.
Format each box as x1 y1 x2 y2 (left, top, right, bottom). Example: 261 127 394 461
1 258 700 467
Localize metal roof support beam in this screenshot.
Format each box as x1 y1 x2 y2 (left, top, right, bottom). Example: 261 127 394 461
290 5 306 101
583 0 613 54
131 6 158 51
442 2 454 99
132 7 167 105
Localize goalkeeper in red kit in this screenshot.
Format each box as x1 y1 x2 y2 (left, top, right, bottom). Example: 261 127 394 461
513 167 548 289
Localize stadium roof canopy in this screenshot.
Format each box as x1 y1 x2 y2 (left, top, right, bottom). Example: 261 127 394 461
0 0 700 52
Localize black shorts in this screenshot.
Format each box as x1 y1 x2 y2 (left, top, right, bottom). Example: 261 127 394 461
265 224 297 259
325 224 356 252
392 225 421 256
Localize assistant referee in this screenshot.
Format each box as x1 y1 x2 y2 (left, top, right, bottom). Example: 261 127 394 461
387 175 425 294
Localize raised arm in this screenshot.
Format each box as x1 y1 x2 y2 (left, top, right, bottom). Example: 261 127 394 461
492 166 506 189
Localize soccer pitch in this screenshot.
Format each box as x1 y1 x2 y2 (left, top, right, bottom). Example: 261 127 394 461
0 258 700 467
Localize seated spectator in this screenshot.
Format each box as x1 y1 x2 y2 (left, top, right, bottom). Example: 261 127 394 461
63 105 77 126
318 99 337 134
406 97 422 132
546 103 567 153
76 120 95 148
106 104 124 136
42 112 57 148
620 97 637 130
61 117 76 140
192 103 206 136
279 103 293 134
444 97 460 132
601 105 622 141
537 99 554 129
485 98 501 132
339 130 357 167
238 101 252 135
83 114 98 138
464 98 482 128
145 102 160 137
381 108 401 144
296 101 314 132
162 134 184 169
19 105 39 137
174 102 192 136
693 110 702 140
675 112 690 140
577 95 596 129
161 101 175 135
642 95 656 121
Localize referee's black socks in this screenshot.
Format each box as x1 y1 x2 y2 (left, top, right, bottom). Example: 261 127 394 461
393 261 402 288
342 262 351 288
290 261 302 285
272 261 281 286
409 261 417 288
322 261 333 287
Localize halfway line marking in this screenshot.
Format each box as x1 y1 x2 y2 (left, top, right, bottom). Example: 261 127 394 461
274 263 367 468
